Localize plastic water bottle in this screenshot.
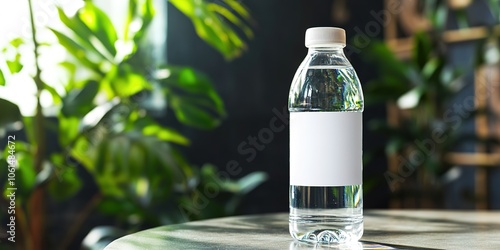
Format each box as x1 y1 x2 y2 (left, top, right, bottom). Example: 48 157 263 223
288 27 364 244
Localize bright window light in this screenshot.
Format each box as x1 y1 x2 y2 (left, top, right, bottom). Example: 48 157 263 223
0 0 84 116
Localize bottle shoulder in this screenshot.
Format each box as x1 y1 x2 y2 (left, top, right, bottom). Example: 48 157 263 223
307 49 352 67
288 51 364 112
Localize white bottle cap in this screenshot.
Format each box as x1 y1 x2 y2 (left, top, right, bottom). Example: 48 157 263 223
305 27 346 48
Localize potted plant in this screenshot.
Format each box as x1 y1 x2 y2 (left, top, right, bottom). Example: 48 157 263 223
0 0 266 249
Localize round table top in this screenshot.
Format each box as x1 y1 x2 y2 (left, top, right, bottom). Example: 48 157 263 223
105 210 500 249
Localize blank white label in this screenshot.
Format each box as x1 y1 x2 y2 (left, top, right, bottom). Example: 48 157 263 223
290 112 362 186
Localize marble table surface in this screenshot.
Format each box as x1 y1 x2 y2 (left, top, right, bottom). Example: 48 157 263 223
104 210 500 250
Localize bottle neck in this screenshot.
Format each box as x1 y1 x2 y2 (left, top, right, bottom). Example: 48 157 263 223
305 46 350 66
307 46 346 57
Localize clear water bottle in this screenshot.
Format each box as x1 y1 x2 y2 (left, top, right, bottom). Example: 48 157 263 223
288 27 364 244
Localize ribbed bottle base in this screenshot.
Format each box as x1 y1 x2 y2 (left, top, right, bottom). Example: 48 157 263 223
289 215 363 244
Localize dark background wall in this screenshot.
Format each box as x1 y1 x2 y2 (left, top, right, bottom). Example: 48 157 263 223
167 0 389 214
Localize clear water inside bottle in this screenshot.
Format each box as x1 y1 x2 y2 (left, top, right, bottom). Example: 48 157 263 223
289 185 363 244
289 66 363 112
289 62 364 244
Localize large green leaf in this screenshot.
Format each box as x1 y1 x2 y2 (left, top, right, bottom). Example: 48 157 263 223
169 0 253 60
170 96 223 129
142 123 190 146
106 64 151 97
56 8 111 61
78 2 118 56
0 99 22 127
159 67 226 129
0 69 5 86
62 80 99 117
50 28 101 72
207 3 253 38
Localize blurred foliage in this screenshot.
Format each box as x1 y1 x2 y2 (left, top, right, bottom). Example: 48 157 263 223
0 0 263 249
169 0 254 59
361 0 500 201
361 33 463 177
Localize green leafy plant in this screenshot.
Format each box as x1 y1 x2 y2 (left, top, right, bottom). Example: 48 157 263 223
362 0 500 204
363 33 463 185
0 0 265 249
